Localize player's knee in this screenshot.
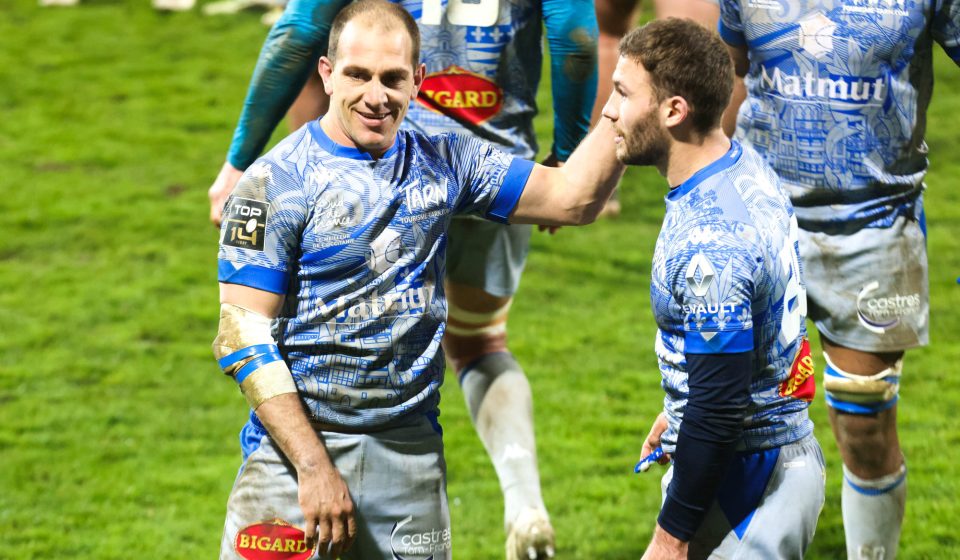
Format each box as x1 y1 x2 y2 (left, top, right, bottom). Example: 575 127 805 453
824 353 901 415
444 298 512 371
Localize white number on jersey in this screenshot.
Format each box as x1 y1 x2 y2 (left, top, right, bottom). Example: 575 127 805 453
420 0 500 27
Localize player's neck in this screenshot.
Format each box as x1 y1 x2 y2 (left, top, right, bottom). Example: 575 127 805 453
664 129 731 188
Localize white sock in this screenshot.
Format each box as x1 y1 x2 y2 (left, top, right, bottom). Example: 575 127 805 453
842 463 907 560
460 352 547 530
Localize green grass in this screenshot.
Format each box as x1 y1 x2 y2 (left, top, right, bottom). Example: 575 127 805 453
2 1 959 558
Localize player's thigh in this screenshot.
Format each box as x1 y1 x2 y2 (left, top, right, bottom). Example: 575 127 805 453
356 416 452 559
220 435 315 560
445 216 531 300
728 436 826 559
799 214 928 353
596 0 641 36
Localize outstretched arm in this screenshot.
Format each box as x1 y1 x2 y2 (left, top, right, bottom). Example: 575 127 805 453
215 282 356 557
508 118 625 226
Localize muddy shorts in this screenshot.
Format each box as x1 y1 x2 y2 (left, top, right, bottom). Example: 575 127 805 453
659 435 826 560
220 415 451 560
798 213 929 352
445 216 531 298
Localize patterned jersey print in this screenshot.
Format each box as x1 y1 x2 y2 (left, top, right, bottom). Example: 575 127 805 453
218 122 532 429
652 142 814 453
398 0 595 159
720 0 960 232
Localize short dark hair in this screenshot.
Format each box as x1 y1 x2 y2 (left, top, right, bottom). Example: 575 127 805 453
328 0 421 68
619 18 733 134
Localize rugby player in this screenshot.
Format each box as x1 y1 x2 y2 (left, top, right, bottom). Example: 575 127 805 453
719 1 960 557
592 0 746 217
207 1 597 556
213 2 622 559
602 18 825 558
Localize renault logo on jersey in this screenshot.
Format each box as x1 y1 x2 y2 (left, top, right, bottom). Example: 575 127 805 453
685 253 715 298
417 66 503 125
798 12 835 59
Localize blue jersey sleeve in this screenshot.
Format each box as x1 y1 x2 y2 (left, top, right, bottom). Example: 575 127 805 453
218 154 309 294
543 0 599 161
433 134 534 223
717 0 746 47
670 221 758 354
226 0 351 170
932 0 960 64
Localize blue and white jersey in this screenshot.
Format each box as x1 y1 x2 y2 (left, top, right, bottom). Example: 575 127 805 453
218 122 533 430
399 0 597 160
719 0 960 232
652 142 815 453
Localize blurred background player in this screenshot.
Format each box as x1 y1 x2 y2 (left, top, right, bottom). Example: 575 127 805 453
604 18 824 558
206 1 599 558
40 0 196 8
592 0 746 217
719 1 960 558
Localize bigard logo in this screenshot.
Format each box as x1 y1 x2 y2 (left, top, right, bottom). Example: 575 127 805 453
234 519 311 560
778 337 816 402
417 66 503 125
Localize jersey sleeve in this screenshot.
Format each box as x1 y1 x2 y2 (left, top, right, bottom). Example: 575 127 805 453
932 0 960 65
543 0 598 161
218 156 309 294
717 0 747 47
669 221 758 355
226 0 351 170
435 133 535 223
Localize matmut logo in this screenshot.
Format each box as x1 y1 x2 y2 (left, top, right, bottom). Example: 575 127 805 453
759 66 885 103
417 65 503 125
234 519 311 560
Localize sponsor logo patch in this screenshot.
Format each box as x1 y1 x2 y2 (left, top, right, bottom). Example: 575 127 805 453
390 515 452 560
234 519 311 560
779 337 816 402
222 197 268 251
856 282 921 334
417 66 503 125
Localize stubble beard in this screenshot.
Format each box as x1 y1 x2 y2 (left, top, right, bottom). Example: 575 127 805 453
618 108 670 168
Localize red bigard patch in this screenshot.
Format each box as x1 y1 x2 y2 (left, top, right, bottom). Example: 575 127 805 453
779 337 816 402
235 519 312 560
416 65 504 125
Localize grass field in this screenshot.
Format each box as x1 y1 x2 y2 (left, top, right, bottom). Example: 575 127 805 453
2 1 960 558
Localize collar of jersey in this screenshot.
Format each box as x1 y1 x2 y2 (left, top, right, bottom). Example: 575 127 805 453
308 119 400 160
667 140 742 201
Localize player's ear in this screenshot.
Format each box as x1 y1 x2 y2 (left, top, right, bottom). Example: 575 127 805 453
663 95 689 129
318 56 335 95
410 63 426 101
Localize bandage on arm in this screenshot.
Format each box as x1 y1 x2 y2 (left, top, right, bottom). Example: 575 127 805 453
213 284 297 410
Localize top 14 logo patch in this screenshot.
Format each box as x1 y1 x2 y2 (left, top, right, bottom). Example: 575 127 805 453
222 197 269 251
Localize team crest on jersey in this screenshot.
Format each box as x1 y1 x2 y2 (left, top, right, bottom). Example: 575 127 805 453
234 519 311 560
779 337 816 402
222 197 268 251
417 66 503 125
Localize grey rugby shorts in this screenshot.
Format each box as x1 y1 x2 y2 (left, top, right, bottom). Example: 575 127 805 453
445 216 532 298
659 435 826 560
799 214 929 353
220 415 451 560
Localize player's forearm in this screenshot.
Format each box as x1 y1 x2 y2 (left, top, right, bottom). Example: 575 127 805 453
543 0 599 160
227 0 346 170
555 118 625 223
658 351 752 541
255 393 337 473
